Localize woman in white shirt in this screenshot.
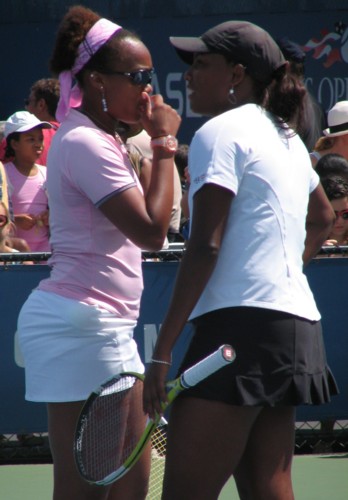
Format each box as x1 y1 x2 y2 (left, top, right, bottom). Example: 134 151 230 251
144 20 338 500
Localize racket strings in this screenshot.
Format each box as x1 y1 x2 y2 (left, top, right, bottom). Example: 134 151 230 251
77 375 145 482
148 422 167 499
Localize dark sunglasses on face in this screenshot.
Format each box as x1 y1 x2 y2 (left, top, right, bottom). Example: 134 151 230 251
334 209 348 220
105 68 154 86
0 214 9 227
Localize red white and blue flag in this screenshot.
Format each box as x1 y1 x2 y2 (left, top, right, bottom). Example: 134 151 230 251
302 22 348 67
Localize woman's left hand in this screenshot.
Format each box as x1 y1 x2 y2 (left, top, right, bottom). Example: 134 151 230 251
143 361 170 421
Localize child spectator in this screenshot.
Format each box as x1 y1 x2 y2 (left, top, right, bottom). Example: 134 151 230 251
4 111 52 252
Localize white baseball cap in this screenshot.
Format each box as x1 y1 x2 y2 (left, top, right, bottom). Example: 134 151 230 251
4 111 52 138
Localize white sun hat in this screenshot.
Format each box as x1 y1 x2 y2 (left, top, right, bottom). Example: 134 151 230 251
323 101 348 138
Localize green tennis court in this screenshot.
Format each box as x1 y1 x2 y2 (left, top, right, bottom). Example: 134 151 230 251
0 454 347 500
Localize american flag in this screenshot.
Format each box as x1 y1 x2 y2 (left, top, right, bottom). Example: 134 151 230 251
302 22 348 67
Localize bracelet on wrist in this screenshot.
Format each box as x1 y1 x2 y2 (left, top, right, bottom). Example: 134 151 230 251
150 135 178 153
151 358 172 366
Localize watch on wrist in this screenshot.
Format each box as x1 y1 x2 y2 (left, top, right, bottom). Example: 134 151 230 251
150 135 178 153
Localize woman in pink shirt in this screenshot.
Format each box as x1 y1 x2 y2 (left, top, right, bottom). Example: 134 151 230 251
16 5 180 500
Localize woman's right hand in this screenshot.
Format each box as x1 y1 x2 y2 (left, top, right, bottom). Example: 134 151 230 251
139 92 181 139
143 361 170 421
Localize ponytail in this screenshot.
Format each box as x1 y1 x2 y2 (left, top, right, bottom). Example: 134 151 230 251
264 65 308 136
257 65 307 135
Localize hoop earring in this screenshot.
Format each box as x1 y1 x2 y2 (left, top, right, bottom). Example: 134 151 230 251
100 86 108 112
228 87 236 105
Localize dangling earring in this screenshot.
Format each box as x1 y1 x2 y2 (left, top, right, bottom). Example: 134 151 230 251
100 86 108 112
228 87 236 105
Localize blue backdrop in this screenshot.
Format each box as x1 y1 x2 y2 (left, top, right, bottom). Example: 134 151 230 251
1 5 348 144
0 258 347 433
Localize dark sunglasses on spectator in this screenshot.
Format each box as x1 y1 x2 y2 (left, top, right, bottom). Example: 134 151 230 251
334 209 348 220
104 68 154 86
0 214 9 227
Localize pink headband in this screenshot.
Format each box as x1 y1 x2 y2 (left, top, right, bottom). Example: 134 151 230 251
56 18 122 122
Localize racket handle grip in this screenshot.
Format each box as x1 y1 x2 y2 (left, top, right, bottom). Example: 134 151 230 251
180 344 235 388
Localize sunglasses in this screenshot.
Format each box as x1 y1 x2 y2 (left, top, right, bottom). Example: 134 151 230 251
0 214 9 227
334 209 348 220
104 68 154 86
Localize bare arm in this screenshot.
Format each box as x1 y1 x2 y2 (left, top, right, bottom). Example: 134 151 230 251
303 183 335 266
100 94 181 251
138 157 152 196
143 184 234 417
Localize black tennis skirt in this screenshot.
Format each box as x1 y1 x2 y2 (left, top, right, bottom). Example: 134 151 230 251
178 307 339 407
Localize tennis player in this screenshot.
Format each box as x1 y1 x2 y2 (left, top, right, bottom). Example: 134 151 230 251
143 21 339 499
16 5 180 500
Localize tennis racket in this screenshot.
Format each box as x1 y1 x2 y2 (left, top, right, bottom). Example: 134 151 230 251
74 344 235 489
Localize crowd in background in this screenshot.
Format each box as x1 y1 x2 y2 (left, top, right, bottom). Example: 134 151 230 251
2 36 348 257
0 77 187 259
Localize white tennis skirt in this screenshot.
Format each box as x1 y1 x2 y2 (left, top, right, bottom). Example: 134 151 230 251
17 290 144 403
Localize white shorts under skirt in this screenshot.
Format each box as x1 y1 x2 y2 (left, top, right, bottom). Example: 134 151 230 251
17 290 144 402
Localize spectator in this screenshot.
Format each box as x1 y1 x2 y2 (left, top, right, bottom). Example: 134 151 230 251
4 111 52 252
16 5 180 500
311 101 348 167
174 143 190 235
0 78 60 165
315 152 348 182
0 200 32 265
0 201 14 254
174 143 189 187
321 175 348 246
0 161 9 210
128 127 183 243
24 78 60 166
117 122 154 195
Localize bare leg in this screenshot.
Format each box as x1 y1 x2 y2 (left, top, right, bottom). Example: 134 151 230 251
162 397 261 500
234 406 295 500
48 401 151 500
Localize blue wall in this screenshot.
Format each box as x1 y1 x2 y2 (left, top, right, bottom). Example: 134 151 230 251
1 2 348 143
0 257 347 433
